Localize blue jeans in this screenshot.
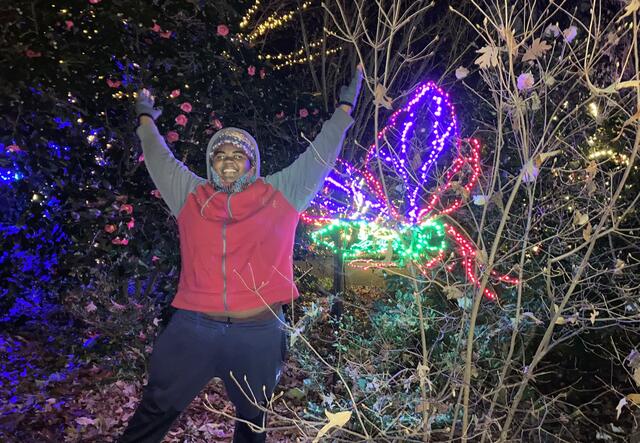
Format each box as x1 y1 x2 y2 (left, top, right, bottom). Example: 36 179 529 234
119 308 288 443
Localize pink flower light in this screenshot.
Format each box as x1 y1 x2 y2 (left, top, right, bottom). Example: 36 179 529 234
276 111 285 119
217 24 229 36
150 189 162 198
165 131 179 143
6 144 22 152
119 204 134 215
127 218 135 229
212 119 223 129
180 102 192 113
112 237 129 246
175 114 188 126
151 23 161 32
104 224 116 233
25 49 42 58
299 108 309 118
138 154 144 162
169 89 181 99
106 79 121 88
89 0 101 4
65 20 74 30
159 30 172 39
247 66 256 76
259 68 266 79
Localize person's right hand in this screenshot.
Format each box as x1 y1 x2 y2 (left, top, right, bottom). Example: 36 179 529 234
135 89 162 122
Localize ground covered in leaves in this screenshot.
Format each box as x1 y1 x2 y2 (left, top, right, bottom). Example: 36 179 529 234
0 328 308 442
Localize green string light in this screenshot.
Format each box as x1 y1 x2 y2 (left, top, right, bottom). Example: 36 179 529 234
310 218 447 264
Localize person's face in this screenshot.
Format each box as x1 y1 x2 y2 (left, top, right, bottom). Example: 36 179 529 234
210 143 253 184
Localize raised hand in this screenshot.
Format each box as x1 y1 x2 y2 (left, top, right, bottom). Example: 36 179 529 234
135 88 163 122
338 64 364 109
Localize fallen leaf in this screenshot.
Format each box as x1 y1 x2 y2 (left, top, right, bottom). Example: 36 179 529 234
633 368 640 387
75 416 96 426
583 222 593 241
455 66 469 79
589 309 599 325
628 393 640 404
312 410 352 443
614 259 625 275
472 194 488 206
373 83 393 109
573 210 589 227
522 38 551 62
474 45 499 69
617 0 640 22
443 286 463 300
616 397 627 419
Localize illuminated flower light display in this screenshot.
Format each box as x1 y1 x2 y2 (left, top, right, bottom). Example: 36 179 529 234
302 81 518 300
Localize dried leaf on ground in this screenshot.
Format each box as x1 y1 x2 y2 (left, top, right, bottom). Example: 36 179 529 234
443 286 463 300
312 410 351 443
628 393 640 404
522 38 552 62
583 222 593 241
573 210 589 227
474 45 499 69
633 368 640 387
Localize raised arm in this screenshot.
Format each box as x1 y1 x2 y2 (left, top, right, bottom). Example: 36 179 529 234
135 90 205 217
265 66 363 212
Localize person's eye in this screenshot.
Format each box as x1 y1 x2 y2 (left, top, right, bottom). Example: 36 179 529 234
234 154 246 161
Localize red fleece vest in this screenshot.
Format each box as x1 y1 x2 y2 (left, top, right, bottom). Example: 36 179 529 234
172 179 301 312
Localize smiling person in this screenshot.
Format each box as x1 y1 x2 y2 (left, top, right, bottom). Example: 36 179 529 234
119 65 362 443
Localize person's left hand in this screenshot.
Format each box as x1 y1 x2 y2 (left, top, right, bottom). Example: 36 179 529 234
338 64 364 109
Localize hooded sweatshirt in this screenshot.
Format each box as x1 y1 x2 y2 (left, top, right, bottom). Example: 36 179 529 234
136 109 354 312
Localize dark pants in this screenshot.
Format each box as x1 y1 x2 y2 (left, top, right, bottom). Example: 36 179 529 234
119 308 288 443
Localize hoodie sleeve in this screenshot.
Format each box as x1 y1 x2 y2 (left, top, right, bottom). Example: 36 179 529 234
136 122 206 217
265 108 354 212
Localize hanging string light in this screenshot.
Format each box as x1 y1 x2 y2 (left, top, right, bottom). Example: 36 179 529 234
240 1 311 42
239 0 261 29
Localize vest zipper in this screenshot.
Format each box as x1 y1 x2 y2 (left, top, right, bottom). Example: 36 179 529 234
221 193 234 312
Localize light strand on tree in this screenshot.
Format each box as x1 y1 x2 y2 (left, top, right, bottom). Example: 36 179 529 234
270 47 342 70
241 1 311 42
239 0 261 29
